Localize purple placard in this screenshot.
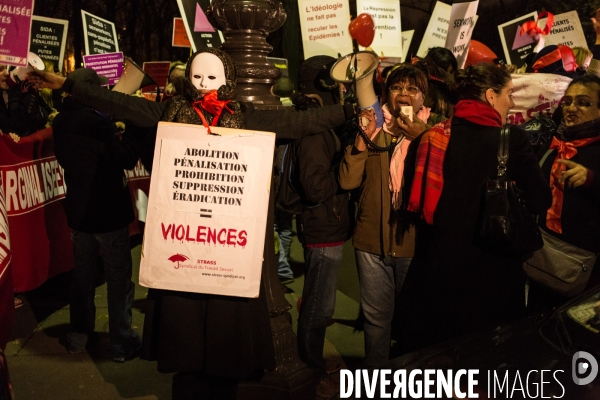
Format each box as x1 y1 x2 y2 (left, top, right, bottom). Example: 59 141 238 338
83 52 124 85
0 0 35 67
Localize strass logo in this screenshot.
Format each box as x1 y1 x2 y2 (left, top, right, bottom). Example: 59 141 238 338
168 253 189 269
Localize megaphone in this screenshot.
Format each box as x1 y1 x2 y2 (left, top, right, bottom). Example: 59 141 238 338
330 51 379 109
8 52 45 86
112 57 157 95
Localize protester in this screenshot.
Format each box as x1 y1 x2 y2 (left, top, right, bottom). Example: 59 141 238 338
163 61 186 101
528 74 600 310
573 46 593 72
338 64 441 369
52 68 142 362
424 47 458 74
29 48 355 399
398 63 552 353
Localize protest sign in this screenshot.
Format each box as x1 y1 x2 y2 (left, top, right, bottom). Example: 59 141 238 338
83 52 124 86
176 0 223 52
81 10 119 55
498 12 537 68
401 30 414 61
298 0 352 59
542 11 587 49
445 0 479 69
507 73 571 125
139 123 275 298
0 0 34 67
142 61 171 93
172 17 192 48
357 0 401 58
29 16 68 71
416 1 451 58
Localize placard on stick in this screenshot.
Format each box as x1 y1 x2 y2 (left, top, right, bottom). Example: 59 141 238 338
498 12 537 68
139 123 276 298
30 16 68 71
298 0 352 59
81 10 119 55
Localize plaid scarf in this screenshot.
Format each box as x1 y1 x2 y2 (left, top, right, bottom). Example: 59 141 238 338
408 100 502 223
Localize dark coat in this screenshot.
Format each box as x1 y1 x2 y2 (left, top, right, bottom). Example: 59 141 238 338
397 117 552 353
52 98 138 233
62 78 350 378
0 86 50 136
295 130 354 246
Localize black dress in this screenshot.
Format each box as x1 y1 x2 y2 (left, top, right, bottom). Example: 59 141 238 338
397 116 552 353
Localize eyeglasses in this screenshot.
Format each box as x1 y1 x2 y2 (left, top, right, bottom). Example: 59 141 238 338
388 85 420 97
560 98 599 109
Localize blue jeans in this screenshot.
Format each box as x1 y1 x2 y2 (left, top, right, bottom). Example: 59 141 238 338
297 244 344 378
69 228 140 355
355 250 411 369
274 208 294 279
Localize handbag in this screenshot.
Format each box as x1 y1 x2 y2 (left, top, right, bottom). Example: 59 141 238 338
518 115 556 152
476 126 543 258
523 149 597 297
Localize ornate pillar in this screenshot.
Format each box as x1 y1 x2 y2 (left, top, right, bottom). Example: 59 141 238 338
207 1 316 399
208 0 287 109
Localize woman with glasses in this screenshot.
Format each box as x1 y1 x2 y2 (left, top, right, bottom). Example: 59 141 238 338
396 63 551 353
338 64 444 369
529 74 600 311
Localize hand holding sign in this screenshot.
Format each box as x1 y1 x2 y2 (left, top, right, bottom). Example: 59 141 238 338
349 13 375 47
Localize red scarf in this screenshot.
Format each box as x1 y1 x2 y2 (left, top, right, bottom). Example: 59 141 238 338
191 90 234 133
546 135 600 233
408 100 502 224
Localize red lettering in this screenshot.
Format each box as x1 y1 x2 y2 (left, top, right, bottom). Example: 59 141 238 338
185 225 195 242
218 228 227 244
196 226 206 242
175 225 185 241
207 227 217 244
161 223 172 240
227 229 237 245
237 230 247 247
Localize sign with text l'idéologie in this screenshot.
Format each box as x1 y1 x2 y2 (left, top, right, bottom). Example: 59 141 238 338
29 16 68 71
416 1 451 58
299 0 352 59
81 10 119 55
445 0 479 69
139 123 275 298
0 0 35 67
356 0 401 58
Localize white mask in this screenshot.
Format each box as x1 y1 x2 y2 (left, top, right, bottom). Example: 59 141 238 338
189 53 227 94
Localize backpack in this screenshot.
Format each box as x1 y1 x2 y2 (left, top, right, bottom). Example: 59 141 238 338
274 141 304 214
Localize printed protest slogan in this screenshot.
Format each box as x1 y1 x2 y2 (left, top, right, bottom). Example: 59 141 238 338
176 0 223 51
29 16 68 70
0 0 34 67
357 0 401 58
416 1 451 58
299 0 352 59
445 1 479 69
83 52 124 86
498 13 537 68
81 10 118 55
140 123 275 298
542 11 587 49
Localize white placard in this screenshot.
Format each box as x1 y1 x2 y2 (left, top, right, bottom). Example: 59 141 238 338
357 0 401 58
498 12 538 67
139 123 276 298
416 1 452 58
445 1 479 69
299 0 353 59
541 11 588 49
507 73 572 125
401 30 414 62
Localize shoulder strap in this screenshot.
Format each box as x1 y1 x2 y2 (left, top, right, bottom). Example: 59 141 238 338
497 126 510 177
539 148 554 167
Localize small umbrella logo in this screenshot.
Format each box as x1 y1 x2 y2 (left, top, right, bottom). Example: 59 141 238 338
168 253 189 269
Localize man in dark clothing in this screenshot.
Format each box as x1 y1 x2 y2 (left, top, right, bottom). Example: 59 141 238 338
52 68 141 362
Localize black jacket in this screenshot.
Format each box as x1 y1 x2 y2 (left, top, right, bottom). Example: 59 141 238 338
0 86 49 136
52 97 139 233
295 130 354 245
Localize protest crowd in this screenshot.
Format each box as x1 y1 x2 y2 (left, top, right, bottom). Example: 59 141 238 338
2 2 600 400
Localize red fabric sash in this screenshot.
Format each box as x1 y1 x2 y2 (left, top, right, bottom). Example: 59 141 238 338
546 135 600 233
191 90 234 133
453 100 503 127
520 11 554 37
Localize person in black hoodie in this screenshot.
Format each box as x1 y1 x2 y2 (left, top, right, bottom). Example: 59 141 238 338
293 56 355 396
52 68 141 363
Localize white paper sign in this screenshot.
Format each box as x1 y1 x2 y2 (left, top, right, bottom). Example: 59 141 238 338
401 30 414 61
139 123 276 298
416 1 452 58
541 11 587 49
357 0 401 58
445 1 479 69
299 0 353 59
507 73 572 125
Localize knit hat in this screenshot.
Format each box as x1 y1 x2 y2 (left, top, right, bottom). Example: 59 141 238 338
68 68 108 86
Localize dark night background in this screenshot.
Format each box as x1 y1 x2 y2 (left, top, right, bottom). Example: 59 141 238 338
33 0 600 86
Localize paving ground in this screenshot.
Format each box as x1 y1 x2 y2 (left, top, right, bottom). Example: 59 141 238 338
7 231 364 400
